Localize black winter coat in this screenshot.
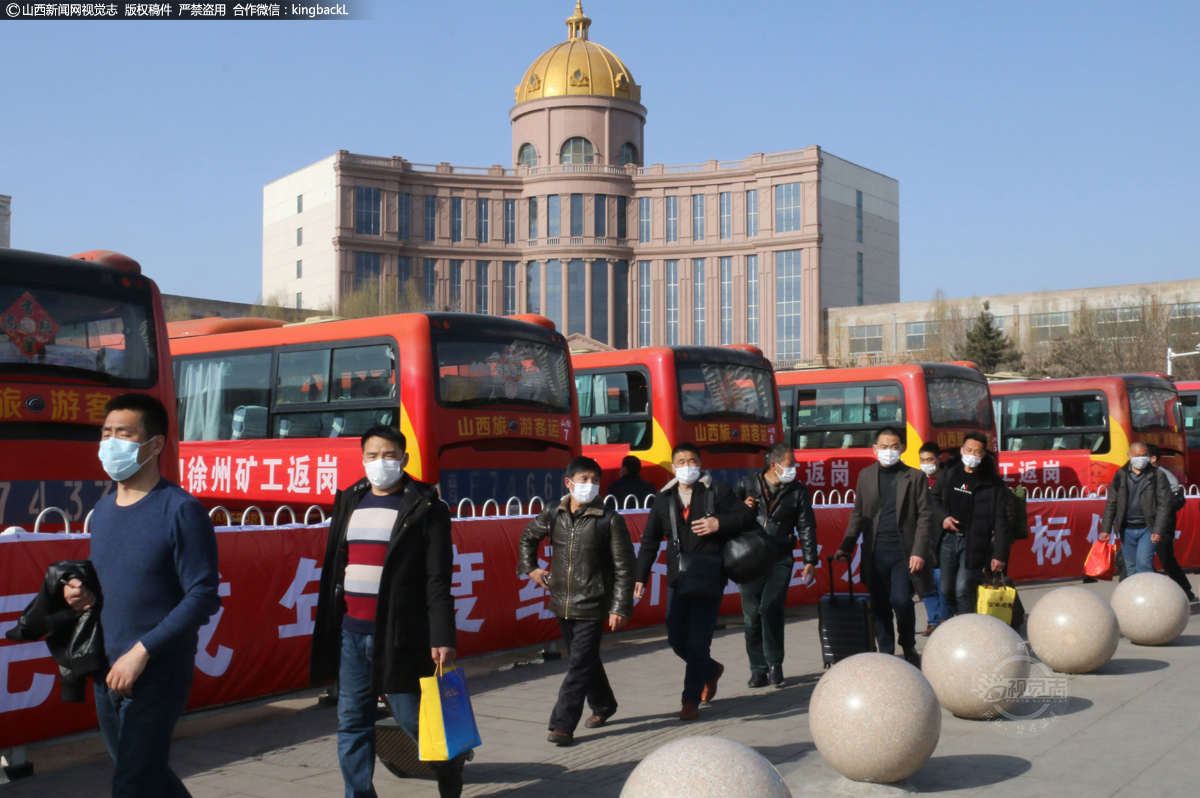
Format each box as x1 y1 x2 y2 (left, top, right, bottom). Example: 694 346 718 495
5 560 107 702
1101 463 1174 538
929 458 1012 572
734 472 818 564
310 475 455 694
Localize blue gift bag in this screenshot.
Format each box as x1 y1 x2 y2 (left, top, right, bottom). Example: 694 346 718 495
418 664 482 761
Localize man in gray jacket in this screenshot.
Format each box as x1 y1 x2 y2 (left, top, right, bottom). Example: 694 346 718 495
1099 442 1173 577
519 456 636 746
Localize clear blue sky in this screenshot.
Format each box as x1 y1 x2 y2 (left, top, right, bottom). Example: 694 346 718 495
3 0 1197 304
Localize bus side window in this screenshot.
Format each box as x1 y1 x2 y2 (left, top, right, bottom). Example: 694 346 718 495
177 352 272 441
577 370 651 449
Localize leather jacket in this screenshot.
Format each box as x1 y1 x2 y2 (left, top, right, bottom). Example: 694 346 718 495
6 560 108 702
734 472 819 564
518 496 636 621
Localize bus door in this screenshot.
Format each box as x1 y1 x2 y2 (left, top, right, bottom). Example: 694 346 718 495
575 366 664 488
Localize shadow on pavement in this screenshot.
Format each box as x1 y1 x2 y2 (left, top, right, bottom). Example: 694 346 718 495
1094 658 1169 675
1170 634 1200 646
908 753 1032 792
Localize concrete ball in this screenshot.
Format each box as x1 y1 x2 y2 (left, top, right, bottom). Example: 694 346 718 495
1110 572 1190 646
620 736 791 798
922 613 1031 719
1028 586 1119 674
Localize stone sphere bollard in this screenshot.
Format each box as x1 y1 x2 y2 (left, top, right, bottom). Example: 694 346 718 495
1110 572 1190 646
620 736 791 798
809 653 941 783
1027 586 1119 673
922 613 1031 719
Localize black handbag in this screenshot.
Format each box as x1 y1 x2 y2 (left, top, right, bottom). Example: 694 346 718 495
669 493 726 600
723 478 788 584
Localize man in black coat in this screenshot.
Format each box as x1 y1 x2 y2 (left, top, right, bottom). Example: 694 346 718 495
634 442 755 721
929 432 1011 618
607 455 656 508
1099 441 1174 577
734 442 817 688
311 425 464 798
835 427 932 666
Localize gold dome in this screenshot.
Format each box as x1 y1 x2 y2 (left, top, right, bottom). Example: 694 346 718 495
515 1 641 104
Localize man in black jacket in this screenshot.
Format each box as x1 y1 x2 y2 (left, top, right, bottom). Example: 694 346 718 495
1099 442 1174 577
607 456 656 508
835 427 932 666
1147 445 1197 601
734 442 817 688
929 432 1011 618
310 425 464 798
519 456 636 746
634 442 754 721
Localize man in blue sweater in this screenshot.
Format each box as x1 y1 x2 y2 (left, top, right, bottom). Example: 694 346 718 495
64 394 221 797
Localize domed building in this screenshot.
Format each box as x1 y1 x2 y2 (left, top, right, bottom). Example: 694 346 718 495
263 1 898 364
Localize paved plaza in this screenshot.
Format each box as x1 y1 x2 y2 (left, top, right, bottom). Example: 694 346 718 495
4 575 1199 797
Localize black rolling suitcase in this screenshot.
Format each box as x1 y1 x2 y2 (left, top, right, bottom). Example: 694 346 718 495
818 556 876 668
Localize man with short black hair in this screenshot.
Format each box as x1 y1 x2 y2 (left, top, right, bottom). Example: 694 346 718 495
917 442 948 635
519 456 635 745
1146 445 1196 601
311 425 465 798
1101 442 1174 578
607 455 656 508
64 393 221 797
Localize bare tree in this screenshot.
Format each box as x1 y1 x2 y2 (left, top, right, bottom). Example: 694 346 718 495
336 277 434 320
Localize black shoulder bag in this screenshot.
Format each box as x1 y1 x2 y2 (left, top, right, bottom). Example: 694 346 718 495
723 479 786 584
669 490 726 600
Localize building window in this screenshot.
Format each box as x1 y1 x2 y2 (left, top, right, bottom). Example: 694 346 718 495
1030 312 1071 342
775 183 801 233
353 252 381 291
638 260 651 347
617 142 639 166
592 259 609 344
560 136 595 165
849 324 884 355
666 259 679 345
857 253 864 306
693 258 706 345
398 256 411 286
424 195 436 242
719 192 732 239
476 198 489 243
355 186 381 235
518 143 538 168
1097 306 1141 340
528 197 538 240
906 321 941 352
746 189 758 237
616 196 627 239
296 259 302 279
638 197 651 242
568 259 586 335
775 249 803 360
527 261 541 315
423 258 437 304
613 259 629 349
503 261 518 315
570 194 584 237
594 194 607 238
546 259 563 329
692 194 705 241
719 257 732 345
856 190 864 244
296 227 302 246
504 199 516 244
397 193 410 240
666 196 678 243
746 254 759 345
449 260 462 309
450 197 462 242
548 195 560 238
296 194 303 213
475 261 489 315
1170 302 1200 336
296 292 303 309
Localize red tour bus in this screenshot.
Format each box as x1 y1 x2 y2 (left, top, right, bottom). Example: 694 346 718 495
572 345 783 491
1179 380 1199 486
991 374 1186 493
169 312 579 517
0 247 177 530
775 363 994 498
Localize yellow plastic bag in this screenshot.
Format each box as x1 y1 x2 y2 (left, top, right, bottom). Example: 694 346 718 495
977 581 1017 625
418 664 481 761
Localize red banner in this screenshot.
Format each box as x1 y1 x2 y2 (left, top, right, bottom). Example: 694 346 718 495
3 499 1198 750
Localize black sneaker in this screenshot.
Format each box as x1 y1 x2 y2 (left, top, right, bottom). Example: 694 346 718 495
768 665 784 688
747 671 769 688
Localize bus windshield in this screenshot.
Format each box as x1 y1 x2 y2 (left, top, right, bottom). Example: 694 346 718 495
435 332 571 413
0 281 156 387
1128 386 1179 432
678 362 776 423
927 376 994 429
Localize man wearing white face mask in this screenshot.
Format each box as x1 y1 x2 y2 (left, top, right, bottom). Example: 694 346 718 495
734 442 817 688
518 456 635 745
310 425 464 798
1099 441 1173 578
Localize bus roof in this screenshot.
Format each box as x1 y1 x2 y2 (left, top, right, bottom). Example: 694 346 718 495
775 361 986 386
1177 381 1200 391
167 317 287 339
573 345 774 372
989 374 1178 395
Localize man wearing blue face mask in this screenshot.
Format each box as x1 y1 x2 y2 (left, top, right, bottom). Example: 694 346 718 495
518 456 635 746
63 393 220 798
310 425 464 798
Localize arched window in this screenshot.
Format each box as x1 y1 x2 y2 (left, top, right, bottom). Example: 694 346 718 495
617 142 639 167
559 137 595 165
518 143 538 168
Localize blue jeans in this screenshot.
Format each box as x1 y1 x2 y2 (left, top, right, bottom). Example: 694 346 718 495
337 629 451 798
1122 527 1156 576
94 662 194 798
740 554 794 674
665 588 723 704
922 567 948 626
939 534 983 618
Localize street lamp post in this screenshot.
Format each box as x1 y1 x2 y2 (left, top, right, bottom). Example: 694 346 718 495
1167 344 1200 377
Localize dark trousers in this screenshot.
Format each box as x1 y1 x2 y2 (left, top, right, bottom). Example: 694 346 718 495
665 588 722 704
740 554 793 674
94 663 194 798
549 617 616 733
940 533 983 617
1157 529 1195 597
869 547 917 654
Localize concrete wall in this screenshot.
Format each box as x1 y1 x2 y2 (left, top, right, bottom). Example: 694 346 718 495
0 194 10 248
262 155 337 311
818 152 900 311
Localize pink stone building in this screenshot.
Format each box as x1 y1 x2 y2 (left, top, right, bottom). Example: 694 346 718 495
262 2 899 364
